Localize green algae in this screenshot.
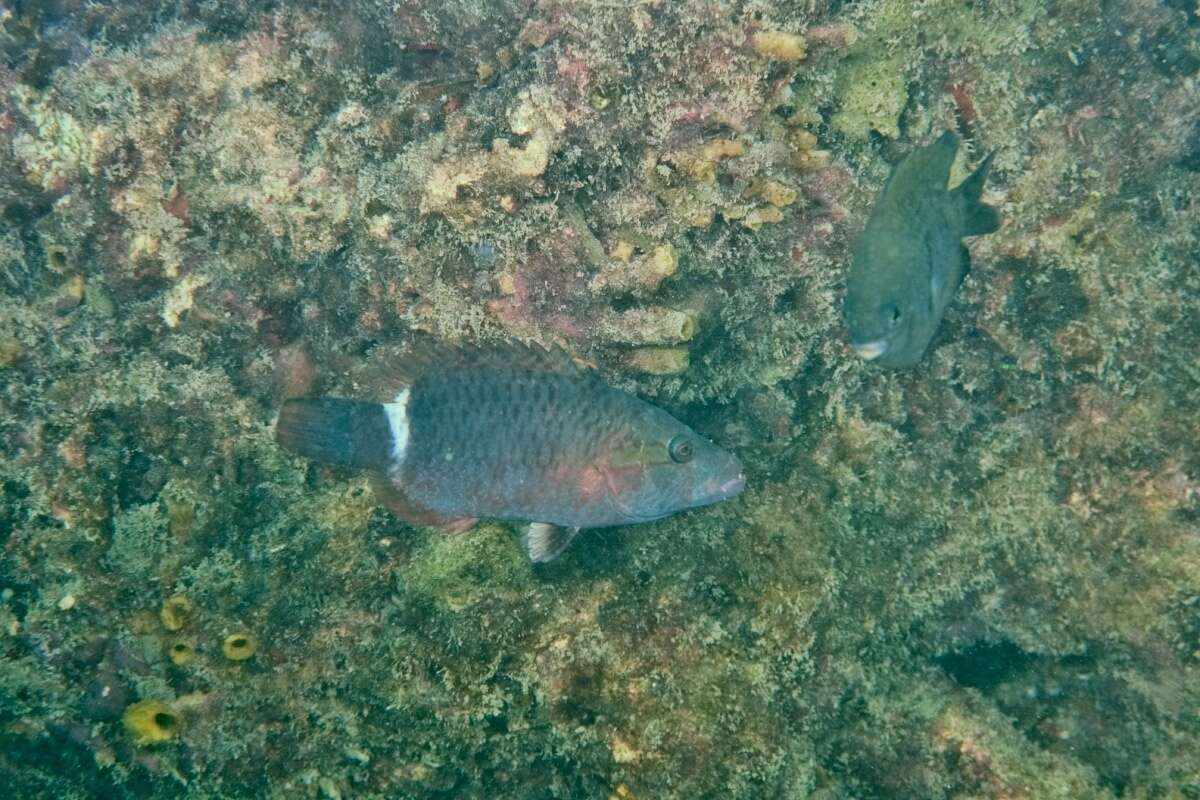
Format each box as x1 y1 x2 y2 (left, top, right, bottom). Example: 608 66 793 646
0 0 1198 797
830 53 909 140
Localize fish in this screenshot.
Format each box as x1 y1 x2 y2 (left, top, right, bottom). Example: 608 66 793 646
274 340 745 562
844 131 1001 368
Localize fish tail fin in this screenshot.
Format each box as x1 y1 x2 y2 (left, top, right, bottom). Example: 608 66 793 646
955 151 1001 235
275 398 396 472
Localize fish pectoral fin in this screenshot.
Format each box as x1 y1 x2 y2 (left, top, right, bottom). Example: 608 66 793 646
368 472 476 534
522 523 580 563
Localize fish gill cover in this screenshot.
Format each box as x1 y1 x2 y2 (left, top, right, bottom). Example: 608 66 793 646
0 1 1197 798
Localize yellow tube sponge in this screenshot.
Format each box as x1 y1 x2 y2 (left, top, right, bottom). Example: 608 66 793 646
122 700 182 746
168 640 195 666
222 632 258 661
159 594 193 632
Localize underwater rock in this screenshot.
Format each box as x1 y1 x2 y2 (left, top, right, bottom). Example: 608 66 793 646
81 658 128 722
597 307 698 346
622 346 690 375
2 2 1198 797
420 88 568 228
831 53 909 140
0 337 24 368
588 244 678 294
750 31 807 62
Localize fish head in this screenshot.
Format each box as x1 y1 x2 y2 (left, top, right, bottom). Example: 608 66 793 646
602 406 745 523
844 232 930 368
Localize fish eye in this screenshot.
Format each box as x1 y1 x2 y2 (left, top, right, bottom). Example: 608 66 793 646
668 435 694 464
885 304 902 326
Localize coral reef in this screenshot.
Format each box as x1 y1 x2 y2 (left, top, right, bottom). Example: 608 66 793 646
0 0 1198 798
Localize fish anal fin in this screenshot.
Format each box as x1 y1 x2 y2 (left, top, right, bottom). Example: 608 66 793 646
438 517 478 536
963 203 1001 237
368 472 475 534
522 523 581 563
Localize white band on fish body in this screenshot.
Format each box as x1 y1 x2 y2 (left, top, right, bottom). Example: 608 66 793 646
383 388 411 465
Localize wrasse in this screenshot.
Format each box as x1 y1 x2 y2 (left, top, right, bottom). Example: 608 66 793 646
275 341 745 562
844 131 1001 368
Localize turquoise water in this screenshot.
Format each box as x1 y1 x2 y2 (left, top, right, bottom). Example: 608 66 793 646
1 1 1197 797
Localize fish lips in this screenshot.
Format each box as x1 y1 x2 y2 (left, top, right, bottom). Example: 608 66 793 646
717 473 746 498
851 338 889 361
695 466 746 507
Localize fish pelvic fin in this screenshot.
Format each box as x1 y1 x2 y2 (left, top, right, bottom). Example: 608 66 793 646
276 398 395 472
522 522 581 563
954 151 1001 236
367 472 477 534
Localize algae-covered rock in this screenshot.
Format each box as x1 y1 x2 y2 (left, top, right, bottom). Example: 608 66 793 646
830 53 909 140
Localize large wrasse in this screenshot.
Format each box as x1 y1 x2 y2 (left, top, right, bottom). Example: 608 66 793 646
275 341 745 562
844 131 1001 368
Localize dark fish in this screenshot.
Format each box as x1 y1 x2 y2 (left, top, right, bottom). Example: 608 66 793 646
275 341 745 562
844 131 1000 368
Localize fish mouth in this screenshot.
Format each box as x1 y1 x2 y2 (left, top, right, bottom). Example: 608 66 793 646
699 472 744 505
852 339 888 361
719 474 746 497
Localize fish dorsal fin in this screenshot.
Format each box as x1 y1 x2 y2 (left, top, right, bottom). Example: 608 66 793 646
369 337 593 400
925 131 961 183
878 131 959 211
368 471 476 534
893 131 959 191
476 339 590 377
522 522 581 563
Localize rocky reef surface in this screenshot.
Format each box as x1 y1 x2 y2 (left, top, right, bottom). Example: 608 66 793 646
1 0 1197 797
